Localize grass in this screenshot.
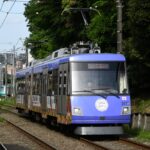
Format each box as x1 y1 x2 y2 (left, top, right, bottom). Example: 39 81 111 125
124 125 150 141
0 97 16 106
132 98 150 113
137 130 150 140
0 116 4 123
130 95 150 142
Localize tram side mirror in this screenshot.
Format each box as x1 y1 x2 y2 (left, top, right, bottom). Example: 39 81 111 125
122 88 127 94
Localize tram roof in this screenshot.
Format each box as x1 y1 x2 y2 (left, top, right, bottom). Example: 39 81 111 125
16 53 125 78
69 53 125 62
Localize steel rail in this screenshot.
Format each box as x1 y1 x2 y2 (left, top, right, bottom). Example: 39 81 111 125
0 104 16 109
0 143 7 150
119 138 150 150
1 107 150 150
80 137 150 150
0 106 17 116
80 138 109 150
3 119 56 150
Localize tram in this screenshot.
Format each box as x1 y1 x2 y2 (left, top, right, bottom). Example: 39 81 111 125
16 42 131 135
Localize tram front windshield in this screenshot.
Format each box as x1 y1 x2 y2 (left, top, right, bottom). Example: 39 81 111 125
71 62 129 95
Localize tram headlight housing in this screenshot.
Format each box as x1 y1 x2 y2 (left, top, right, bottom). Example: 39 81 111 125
122 106 130 115
73 107 82 116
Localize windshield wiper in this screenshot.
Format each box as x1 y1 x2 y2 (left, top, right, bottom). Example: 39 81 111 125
73 90 106 99
105 91 120 98
92 88 120 98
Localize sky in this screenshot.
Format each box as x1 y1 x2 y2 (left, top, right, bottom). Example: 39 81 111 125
0 0 30 54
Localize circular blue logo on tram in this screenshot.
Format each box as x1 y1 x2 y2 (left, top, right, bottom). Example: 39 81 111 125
95 98 109 112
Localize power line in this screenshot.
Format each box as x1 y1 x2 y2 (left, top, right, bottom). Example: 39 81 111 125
3 0 29 2
0 1 5 11
0 0 17 29
0 10 23 14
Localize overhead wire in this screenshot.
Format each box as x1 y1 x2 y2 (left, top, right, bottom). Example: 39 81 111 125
0 0 17 29
2 0 29 3
0 1 5 11
0 0 29 52
0 0 29 29
7 0 29 2
0 10 23 14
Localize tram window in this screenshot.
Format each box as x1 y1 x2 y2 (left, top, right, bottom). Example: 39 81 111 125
64 71 67 84
53 69 58 95
118 63 128 94
22 79 25 94
43 74 48 95
63 71 67 95
63 86 66 95
34 75 39 95
59 71 62 84
32 75 36 95
16 79 20 94
17 78 25 94
54 52 58 58
35 76 37 94
59 87 61 95
27 76 31 94
39 74 42 95
47 71 52 95
59 71 62 95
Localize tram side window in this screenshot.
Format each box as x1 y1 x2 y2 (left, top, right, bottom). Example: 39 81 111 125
52 69 58 95
43 74 48 95
32 75 36 95
16 80 20 94
63 71 67 95
17 78 25 94
37 74 42 95
34 75 37 95
22 79 25 93
26 76 31 94
59 71 62 95
118 63 128 94
47 71 52 95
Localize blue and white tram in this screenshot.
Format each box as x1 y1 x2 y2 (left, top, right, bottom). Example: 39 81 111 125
16 44 131 135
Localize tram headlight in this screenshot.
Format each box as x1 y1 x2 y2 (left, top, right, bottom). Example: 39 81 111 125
122 106 130 115
73 107 82 116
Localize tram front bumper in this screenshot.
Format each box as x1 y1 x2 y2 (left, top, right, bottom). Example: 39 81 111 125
74 126 123 135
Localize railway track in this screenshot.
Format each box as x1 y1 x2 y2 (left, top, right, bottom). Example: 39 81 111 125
1 118 56 150
0 105 17 115
80 137 150 150
0 143 7 150
80 138 109 150
119 138 150 150
1 106 150 150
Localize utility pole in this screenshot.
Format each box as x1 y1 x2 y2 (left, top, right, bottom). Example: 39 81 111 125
12 46 16 97
26 47 28 67
5 53 7 99
116 0 123 53
0 63 3 86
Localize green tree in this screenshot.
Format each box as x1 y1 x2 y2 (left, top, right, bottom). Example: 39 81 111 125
24 0 63 58
87 0 117 53
25 0 117 57
24 0 93 58
124 0 150 93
